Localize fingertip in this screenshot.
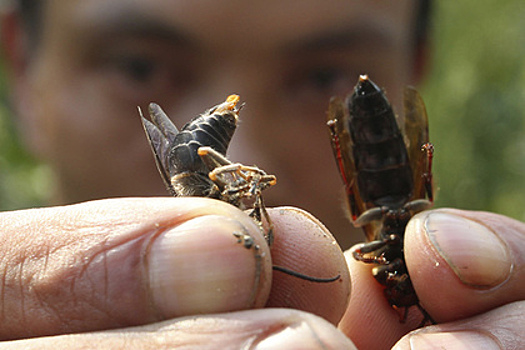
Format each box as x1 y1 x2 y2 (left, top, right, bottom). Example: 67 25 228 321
405 209 518 322
393 330 501 350
265 207 350 325
252 309 357 350
406 210 511 288
393 301 525 350
340 246 419 349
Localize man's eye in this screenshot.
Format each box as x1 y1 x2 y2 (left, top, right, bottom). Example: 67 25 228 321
307 67 347 92
112 55 156 84
288 66 357 99
99 50 197 104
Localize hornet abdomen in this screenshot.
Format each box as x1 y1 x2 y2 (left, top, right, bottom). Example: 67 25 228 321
141 95 239 197
348 77 413 209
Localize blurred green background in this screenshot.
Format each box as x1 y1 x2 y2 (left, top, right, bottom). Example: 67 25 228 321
0 68 53 210
422 1 525 220
1 1 525 220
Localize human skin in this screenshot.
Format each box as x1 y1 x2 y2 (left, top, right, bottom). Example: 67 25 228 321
0 201 524 349
0 198 354 348
2 1 525 349
2 0 421 249
341 209 525 349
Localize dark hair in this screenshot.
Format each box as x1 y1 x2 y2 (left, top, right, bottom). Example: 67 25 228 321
19 0 432 49
18 0 43 50
414 0 433 48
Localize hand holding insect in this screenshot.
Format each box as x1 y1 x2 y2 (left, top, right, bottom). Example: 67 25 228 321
340 209 525 350
327 75 434 325
0 197 351 348
140 95 342 283
139 95 276 243
2 92 524 349
332 77 525 349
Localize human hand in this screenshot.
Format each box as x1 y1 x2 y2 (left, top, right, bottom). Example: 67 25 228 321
0 197 353 348
339 208 525 349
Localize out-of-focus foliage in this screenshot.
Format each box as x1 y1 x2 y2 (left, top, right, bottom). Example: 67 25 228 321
422 0 525 220
0 69 53 210
0 1 524 218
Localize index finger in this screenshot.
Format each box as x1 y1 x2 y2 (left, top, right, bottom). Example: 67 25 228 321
266 207 351 325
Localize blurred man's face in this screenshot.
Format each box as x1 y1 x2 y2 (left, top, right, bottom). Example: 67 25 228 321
10 0 418 247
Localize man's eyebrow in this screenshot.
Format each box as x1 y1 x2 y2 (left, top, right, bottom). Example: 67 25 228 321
284 25 395 53
77 10 196 48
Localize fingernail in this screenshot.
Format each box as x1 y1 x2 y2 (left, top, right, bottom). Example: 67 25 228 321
393 331 500 350
424 212 511 287
146 215 269 318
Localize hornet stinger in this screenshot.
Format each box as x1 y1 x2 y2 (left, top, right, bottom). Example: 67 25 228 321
140 95 339 283
327 75 435 325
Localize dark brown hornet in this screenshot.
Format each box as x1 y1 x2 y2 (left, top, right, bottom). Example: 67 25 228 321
327 75 435 325
140 95 339 283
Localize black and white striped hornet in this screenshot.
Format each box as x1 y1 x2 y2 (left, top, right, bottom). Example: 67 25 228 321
327 75 435 325
140 95 338 283
140 95 276 245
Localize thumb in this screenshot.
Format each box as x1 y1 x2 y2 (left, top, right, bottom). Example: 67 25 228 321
0 197 271 340
405 208 523 321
